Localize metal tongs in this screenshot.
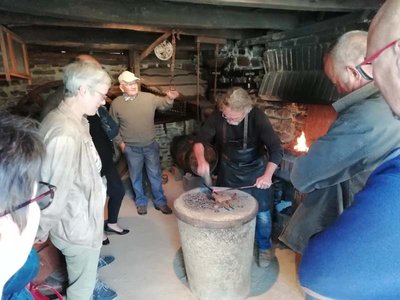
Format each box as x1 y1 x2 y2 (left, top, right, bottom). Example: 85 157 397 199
213 180 280 192
213 185 255 192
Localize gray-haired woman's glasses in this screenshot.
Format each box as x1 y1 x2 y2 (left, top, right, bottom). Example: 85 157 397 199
0 182 56 217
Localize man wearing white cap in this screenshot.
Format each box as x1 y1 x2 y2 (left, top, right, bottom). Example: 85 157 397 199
110 71 179 215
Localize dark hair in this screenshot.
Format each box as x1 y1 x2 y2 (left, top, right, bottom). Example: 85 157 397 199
0 111 45 232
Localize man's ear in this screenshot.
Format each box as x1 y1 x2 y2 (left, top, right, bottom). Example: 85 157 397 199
119 85 124 93
346 66 361 80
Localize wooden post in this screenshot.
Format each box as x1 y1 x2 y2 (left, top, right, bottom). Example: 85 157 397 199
128 48 141 90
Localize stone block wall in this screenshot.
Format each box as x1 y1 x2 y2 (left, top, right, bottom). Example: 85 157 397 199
219 41 264 71
256 100 307 147
155 119 197 169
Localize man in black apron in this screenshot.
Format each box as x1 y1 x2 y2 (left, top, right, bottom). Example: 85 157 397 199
194 87 283 267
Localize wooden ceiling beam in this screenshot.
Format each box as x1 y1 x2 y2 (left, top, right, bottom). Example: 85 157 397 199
0 0 298 30
0 11 266 40
11 27 199 51
165 0 384 12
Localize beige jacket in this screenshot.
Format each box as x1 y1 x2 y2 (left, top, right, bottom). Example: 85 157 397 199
37 101 106 249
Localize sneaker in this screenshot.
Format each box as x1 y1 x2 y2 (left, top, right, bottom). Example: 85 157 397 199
155 204 172 215
98 255 115 269
92 279 118 300
137 206 147 215
258 248 274 268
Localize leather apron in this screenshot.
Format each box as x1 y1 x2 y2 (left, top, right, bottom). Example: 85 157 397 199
217 115 270 211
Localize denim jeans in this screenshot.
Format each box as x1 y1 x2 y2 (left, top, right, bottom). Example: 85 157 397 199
256 210 272 250
125 141 167 207
2 248 39 300
244 187 272 250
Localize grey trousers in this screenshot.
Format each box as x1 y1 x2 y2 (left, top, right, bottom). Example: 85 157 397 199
52 237 101 300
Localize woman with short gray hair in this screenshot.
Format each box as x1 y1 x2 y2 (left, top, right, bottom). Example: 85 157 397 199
37 61 111 299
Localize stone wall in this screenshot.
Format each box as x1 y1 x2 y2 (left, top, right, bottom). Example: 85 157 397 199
156 119 197 169
257 99 307 147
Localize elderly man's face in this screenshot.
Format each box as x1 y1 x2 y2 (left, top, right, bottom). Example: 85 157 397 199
120 81 139 97
221 105 247 126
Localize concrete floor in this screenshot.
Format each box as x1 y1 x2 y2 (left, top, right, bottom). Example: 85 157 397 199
99 170 304 300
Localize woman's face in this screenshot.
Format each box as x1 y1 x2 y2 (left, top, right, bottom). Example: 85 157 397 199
85 83 109 116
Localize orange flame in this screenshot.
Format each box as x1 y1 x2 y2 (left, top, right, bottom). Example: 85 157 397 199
294 131 309 152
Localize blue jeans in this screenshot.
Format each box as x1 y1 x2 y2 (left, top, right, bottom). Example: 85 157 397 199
256 210 272 250
244 187 272 251
3 248 39 300
125 141 167 207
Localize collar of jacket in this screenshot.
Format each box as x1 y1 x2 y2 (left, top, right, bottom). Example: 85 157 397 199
332 82 380 113
58 101 89 132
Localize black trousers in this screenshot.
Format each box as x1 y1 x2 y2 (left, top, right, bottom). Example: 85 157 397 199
105 163 125 224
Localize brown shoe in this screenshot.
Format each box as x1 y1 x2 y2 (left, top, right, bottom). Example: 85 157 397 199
155 204 172 215
137 206 147 215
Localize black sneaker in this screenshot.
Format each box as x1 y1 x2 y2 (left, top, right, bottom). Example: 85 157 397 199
155 204 172 215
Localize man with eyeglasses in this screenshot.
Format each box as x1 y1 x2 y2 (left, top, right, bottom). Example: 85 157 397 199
110 71 179 216
0 112 46 298
193 87 283 268
280 30 400 259
298 2 400 298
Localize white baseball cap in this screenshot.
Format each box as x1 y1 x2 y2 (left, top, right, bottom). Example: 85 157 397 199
118 71 140 83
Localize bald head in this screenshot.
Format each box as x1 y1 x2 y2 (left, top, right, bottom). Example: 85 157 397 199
324 30 369 95
367 0 400 116
367 0 400 57
76 54 101 67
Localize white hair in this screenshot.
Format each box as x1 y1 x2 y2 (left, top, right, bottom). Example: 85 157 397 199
64 61 111 98
329 30 368 84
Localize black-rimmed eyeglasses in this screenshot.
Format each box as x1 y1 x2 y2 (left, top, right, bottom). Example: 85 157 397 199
0 182 56 217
